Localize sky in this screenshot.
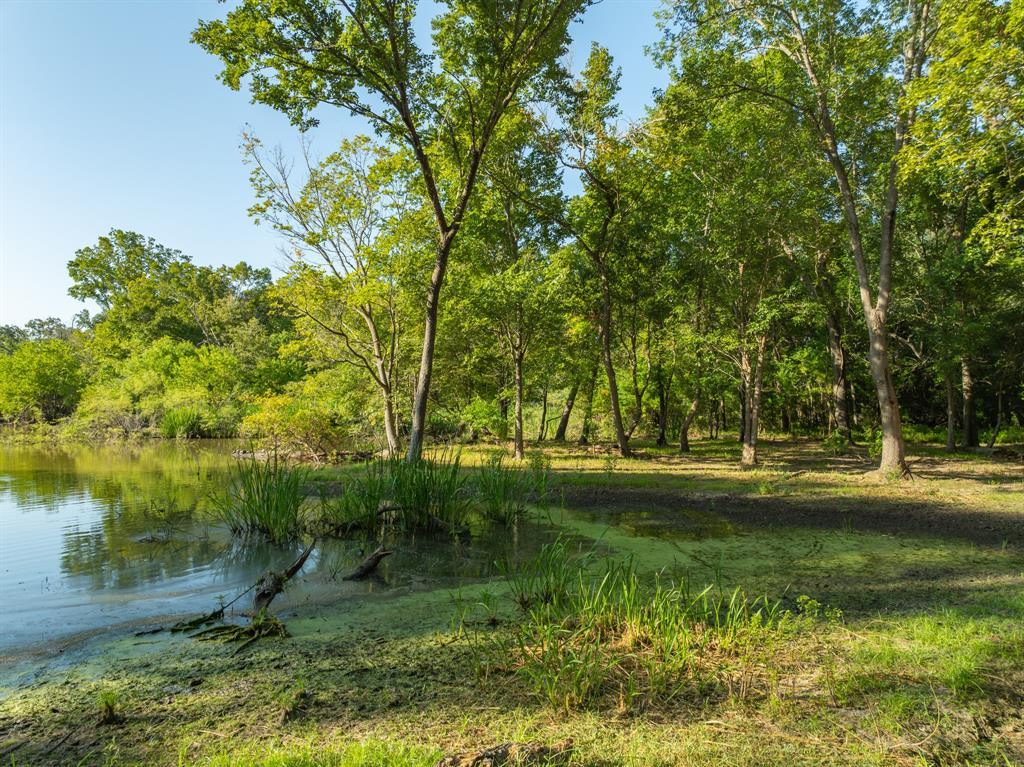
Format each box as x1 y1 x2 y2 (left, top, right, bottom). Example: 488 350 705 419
0 0 667 327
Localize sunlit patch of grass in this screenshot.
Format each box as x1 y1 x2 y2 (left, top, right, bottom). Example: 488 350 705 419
476 542 819 713
198 738 440 767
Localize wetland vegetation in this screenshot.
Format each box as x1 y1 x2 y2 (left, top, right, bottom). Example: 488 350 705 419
1 0 1023 764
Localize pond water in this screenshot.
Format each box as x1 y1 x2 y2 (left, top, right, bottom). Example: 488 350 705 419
0 442 556 658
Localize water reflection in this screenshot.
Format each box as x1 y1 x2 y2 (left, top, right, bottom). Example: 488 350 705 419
0 442 558 654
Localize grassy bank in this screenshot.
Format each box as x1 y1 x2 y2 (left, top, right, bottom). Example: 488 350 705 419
1 440 1022 766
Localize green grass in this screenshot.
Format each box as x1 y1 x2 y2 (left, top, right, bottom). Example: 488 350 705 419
198 739 440 767
212 454 307 543
478 542 801 713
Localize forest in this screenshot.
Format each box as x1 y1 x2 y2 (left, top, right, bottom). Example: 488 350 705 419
0 1 1022 766
1 0 1020 469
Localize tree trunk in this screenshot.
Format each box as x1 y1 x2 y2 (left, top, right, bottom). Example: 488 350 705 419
578 363 599 445
656 368 672 447
737 383 746 444
679 393 700 453
961 358 979 448
741 336 767 466
407 234 455 461
599 276 631 456
825 311 852 442
867 312 907 471
536 383 549 443
382 392 401 457
945 370 957 452
986 389 1004 449
553 379 579 442
513 354 525 460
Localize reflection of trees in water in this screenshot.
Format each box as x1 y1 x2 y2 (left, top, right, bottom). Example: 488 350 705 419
1 443 238 589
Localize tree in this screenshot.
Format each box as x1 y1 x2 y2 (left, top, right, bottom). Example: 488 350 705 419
247 135 424 455
665 0 935 474
194 0 589 460
68 230 186 310
0 339 85 423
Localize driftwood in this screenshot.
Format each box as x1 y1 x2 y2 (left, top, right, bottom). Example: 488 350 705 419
342 545 393 580
253 539 317 611
435 739 573 767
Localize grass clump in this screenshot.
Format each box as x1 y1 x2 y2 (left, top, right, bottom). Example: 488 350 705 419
481 544 794 713
212 454 307 543
96 686 122 725
159 406 203 439
312 450 470 535
475 453 531 524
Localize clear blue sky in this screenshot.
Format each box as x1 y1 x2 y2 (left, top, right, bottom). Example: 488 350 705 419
0 0 666 327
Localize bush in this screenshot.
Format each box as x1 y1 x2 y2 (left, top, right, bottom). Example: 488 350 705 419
0 339 85 423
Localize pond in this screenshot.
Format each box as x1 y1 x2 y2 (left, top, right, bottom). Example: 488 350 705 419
0 442 557 659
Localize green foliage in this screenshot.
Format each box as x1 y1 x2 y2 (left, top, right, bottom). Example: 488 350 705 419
0 339 85 423
212 454 307 543
484 549 790 712
159 407 204 439
386 451 471 532
474 454 530 524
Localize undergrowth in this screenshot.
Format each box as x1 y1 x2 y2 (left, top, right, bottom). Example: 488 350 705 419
470 540 826 713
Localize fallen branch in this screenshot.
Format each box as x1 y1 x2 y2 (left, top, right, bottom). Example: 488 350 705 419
254 538 317 611
342 545 393 580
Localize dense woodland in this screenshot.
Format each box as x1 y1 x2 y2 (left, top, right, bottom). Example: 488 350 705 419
1 0 1021 473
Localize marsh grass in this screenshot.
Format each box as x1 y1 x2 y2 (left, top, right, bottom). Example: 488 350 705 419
475 454 531 524
159 407 203 439
212 454 307 543
482 543 793 713
312 450 470 534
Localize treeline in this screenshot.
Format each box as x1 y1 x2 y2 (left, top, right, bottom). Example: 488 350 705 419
1 0 1021 469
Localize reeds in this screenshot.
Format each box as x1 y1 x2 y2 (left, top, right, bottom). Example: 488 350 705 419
212 454 307 543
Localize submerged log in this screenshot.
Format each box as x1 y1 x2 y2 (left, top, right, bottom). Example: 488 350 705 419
253 539 317 612
435 739 573 767
342 545 393 580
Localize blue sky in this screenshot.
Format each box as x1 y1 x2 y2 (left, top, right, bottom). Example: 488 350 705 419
0 0 666 326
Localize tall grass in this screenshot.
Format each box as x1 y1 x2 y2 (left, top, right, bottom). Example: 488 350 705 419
475 454 530 524
160 407 203 439
212 454 307 543
480 544 790 712
388 449 470 531
311 450 470 535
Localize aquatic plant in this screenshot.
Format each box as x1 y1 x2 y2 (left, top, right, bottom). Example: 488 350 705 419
475 453 530 524
386 449 470 532
500 537 580 612
159 407 204 439
314 459 391 535
212 454 307 543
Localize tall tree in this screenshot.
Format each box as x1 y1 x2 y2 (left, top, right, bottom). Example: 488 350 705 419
665 0 936 474
194 0 589 460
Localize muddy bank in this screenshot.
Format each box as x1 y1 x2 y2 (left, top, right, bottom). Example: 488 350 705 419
559 483 1024 548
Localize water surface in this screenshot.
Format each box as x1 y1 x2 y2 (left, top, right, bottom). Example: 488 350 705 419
0 442 553 657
